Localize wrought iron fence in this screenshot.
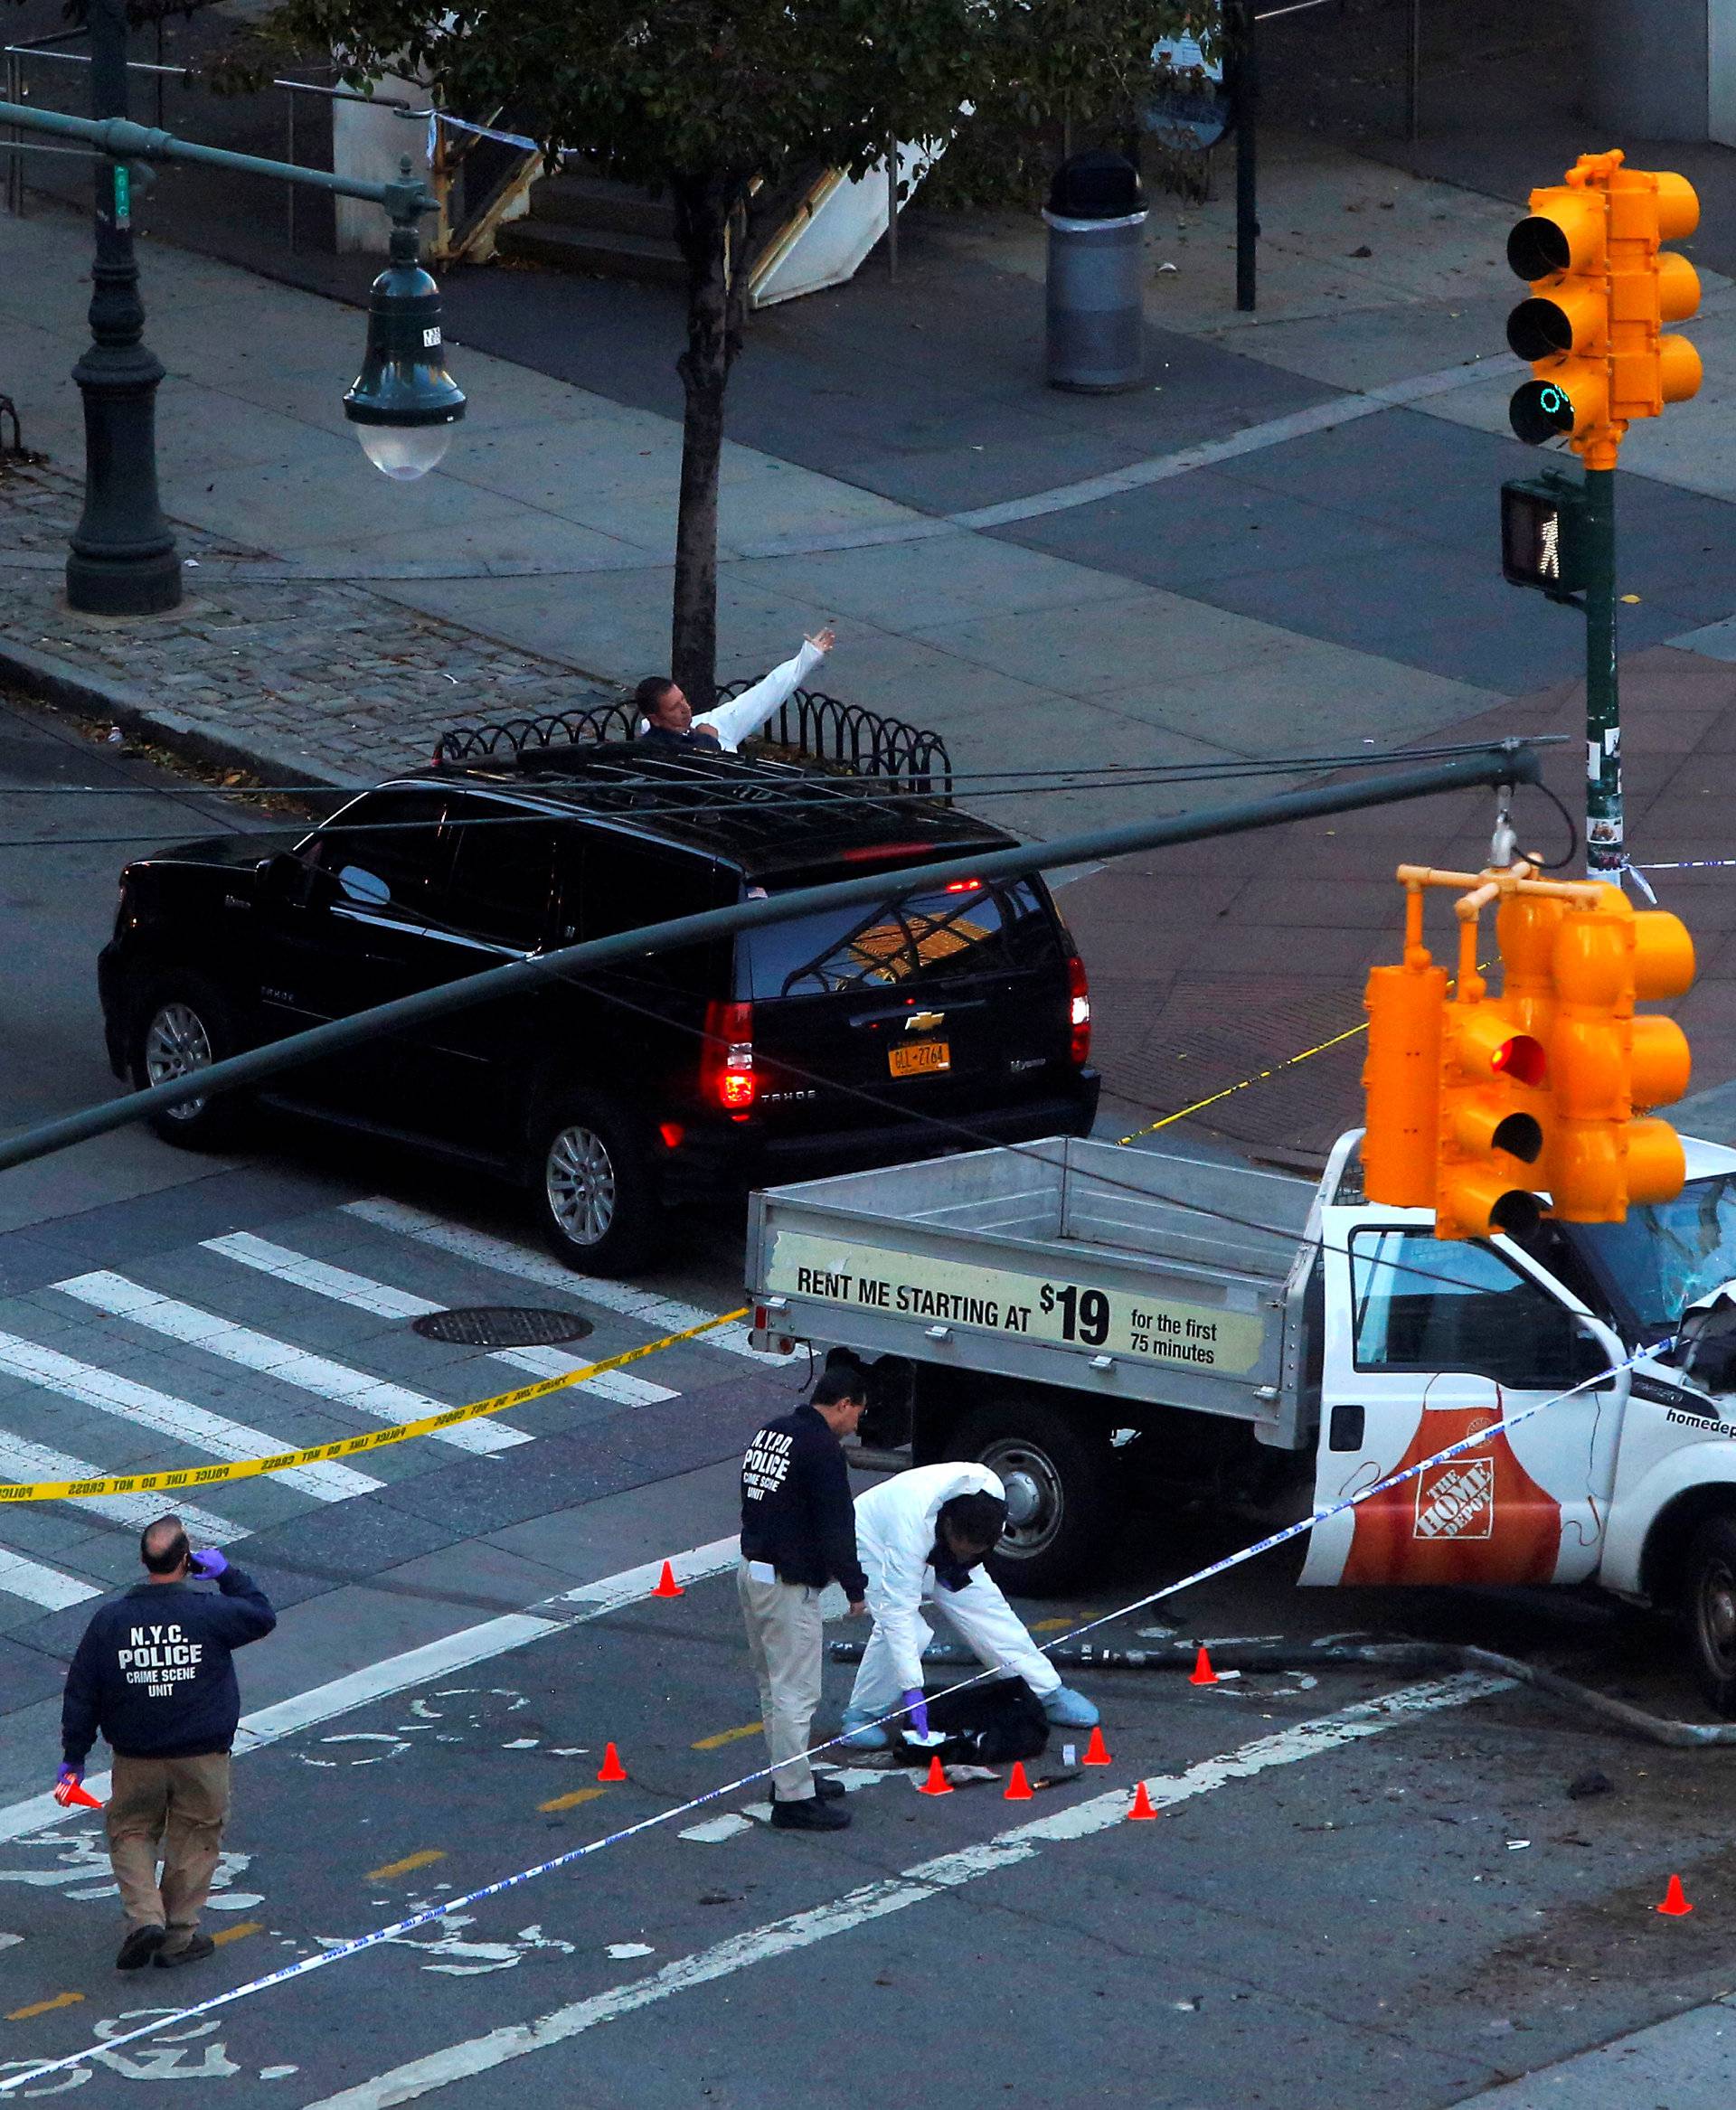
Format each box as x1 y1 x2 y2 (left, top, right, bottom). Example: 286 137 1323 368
434 686 953 800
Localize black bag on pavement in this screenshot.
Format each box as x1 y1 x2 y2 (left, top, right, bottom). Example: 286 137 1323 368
889 1677 1050 1767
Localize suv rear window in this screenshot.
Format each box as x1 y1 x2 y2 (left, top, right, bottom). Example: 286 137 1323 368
747 879 1056 999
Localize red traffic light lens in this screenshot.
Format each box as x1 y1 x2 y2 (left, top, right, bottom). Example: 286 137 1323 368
1491 1033 1546 1087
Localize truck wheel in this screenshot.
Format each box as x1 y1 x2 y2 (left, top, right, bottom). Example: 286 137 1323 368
129 974 244 1148
955 1399 1110 1597
532 1093 656 1277
1684 1515 1736 1718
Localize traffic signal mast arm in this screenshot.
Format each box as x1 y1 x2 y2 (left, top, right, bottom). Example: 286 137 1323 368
1363 860 1695 1239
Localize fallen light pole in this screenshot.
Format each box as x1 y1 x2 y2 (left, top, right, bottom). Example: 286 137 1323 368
0 740 1543 1176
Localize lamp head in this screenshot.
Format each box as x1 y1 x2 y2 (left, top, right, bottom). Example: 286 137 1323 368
344 187 465 481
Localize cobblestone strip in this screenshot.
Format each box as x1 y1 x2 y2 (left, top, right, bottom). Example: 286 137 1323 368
0 461 616 786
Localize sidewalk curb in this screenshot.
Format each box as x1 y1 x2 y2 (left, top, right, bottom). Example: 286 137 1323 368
0 637 373 794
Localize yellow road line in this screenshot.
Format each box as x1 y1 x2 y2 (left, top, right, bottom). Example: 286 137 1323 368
6 1993 83 2022
365 1849 447 1882
0 1307 745 1505
1030 1616 1073 1632
1116 1023 1367 1147
539 1786 608 1813
212 1922 264 1948
692 1722 762 1751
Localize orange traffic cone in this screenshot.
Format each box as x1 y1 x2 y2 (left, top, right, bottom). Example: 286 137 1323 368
1656 1874 1694 1917
1189 1646 1218 1686
53 1778 102 1810
1127 1781 1157 1822
596 1742 627 1783
1082 1726 1111 1766
651 1560 684 1599
1004 1762 1033 1801
918 1755 953 1796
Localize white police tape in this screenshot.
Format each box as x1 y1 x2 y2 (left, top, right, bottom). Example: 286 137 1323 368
0 1328 1675 2095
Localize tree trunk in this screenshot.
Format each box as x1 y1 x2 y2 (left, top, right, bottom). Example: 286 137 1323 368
670 174 751 711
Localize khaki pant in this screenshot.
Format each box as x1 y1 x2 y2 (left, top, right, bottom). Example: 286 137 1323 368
106 1751 231 1946
737 1561 823 1802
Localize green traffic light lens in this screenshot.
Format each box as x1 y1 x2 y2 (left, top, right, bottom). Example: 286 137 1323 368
1509 379 1575 446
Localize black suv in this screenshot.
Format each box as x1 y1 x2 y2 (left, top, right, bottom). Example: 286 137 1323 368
99 741 1099 1272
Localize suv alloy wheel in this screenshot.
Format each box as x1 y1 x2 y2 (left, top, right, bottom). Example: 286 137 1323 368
533 1093 655 1276
131 975 242 1147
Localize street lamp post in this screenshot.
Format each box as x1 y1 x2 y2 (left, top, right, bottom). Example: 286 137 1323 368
0 35 466 619
66 0 179 617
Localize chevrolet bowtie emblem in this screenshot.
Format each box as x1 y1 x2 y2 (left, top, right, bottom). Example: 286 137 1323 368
906 1011 946 1031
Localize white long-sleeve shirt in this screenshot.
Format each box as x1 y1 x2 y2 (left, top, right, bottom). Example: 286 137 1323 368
692 637 826 752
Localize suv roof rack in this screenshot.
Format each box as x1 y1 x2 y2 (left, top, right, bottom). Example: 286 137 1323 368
432 684 952 801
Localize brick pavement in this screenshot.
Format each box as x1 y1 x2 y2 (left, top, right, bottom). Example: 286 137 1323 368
0 460 613 787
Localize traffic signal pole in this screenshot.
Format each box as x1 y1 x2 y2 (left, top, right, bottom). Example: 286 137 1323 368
1500 151 1703 888
1582 458 1622 878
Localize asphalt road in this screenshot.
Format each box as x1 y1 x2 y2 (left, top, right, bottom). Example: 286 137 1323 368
1 692 1734 2106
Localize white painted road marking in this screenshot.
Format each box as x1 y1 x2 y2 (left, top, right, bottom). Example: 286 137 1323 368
0 1545 99 1609
344 1199 792 1363
0 1330 381 1503
52 1271 529 1456
0 1427 244 1542
202 1233 676 1408
0 1537 742 1847
299 1675 1507 2109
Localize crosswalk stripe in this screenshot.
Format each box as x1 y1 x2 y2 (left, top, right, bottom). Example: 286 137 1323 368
0 1331 381 1502
0 1546 99 1609
343 1199 792 1363
201 1234 677 1408
0 1429 244 1542
52 1272 530 1457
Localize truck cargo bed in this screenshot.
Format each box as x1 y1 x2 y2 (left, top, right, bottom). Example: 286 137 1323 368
746 1137 1324 1447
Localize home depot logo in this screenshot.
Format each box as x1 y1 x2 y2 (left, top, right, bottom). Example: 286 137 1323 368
1413 1457 1495 1540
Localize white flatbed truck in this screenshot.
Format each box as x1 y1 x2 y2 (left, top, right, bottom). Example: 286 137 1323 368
745 1130 1736 1712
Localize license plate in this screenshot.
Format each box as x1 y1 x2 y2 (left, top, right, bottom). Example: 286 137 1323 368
890 1039 950 1078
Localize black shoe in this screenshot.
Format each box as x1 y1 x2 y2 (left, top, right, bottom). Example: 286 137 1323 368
813 1776 847 1802
769 1794 851 1832
154 1933 215 1969
116 1924 166 1972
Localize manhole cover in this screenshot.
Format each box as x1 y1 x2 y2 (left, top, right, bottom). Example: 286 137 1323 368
410 1305 594 1349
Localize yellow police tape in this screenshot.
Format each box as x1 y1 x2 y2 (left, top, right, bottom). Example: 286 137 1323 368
0 1306 749 1505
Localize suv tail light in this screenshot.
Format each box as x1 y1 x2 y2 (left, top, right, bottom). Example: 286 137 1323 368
1066 956 1091 1068
703 999 756 1115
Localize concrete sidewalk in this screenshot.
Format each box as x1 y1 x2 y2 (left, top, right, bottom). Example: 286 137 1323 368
5 129 1736 831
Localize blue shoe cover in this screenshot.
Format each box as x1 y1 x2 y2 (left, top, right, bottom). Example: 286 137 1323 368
839 1708 890 1750
1042 1684 1099 1729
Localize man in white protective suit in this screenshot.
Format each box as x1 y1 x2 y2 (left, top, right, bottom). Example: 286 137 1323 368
839 1462 1099 1749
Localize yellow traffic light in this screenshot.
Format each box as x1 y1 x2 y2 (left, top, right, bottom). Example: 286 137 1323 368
1507 176 1612 448
1605 162 1702 428
1549 890 1695 1221
1363 885 1447 1209
1506 152 1702 465
1436 993 1550 1242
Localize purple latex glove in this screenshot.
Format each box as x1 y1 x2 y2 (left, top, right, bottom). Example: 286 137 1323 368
189 1549 227 1579
55 1762 82 1789
900 1688 930 1738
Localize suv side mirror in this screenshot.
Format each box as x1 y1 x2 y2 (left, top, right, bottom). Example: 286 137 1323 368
255 852 303 900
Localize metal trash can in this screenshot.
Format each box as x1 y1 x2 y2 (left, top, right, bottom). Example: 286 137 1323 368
1043 150 1148 392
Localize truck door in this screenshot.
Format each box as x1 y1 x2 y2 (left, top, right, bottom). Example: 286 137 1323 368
1302 1211 1627 1589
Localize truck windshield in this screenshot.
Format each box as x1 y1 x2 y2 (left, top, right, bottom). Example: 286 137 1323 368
1573 1175 1736 1335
